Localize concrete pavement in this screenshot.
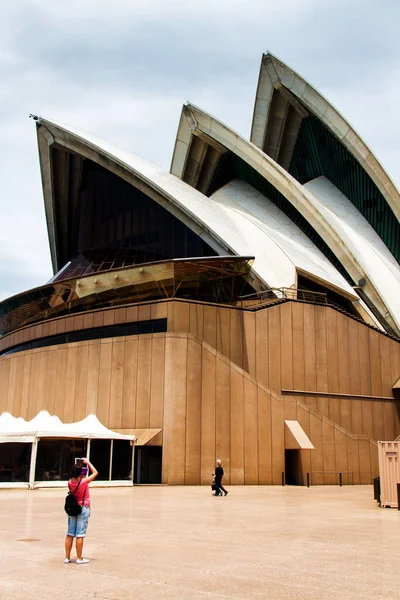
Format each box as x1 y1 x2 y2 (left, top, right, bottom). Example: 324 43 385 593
0 485 398 600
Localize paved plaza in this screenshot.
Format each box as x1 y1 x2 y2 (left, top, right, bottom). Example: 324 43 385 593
0 485 398 600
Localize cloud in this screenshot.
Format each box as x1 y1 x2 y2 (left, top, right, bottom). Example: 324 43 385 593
0 0 400 302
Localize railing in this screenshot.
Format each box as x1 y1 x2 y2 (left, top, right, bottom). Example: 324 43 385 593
238 287 328 309
307 471 354 486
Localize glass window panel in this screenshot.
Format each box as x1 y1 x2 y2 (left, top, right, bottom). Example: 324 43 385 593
111 440 133 480
35 439 87 481
0 443 31 482
89 439 111 480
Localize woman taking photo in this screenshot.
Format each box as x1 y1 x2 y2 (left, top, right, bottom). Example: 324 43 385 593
64 457 98 564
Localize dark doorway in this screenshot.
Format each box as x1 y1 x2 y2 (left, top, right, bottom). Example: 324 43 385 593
134 446 162 483
285 449 303 485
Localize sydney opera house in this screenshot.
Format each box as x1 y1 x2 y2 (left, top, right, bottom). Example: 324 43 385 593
1 53 399 486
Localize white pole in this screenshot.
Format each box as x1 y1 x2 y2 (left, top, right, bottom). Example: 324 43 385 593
131 439 136 486
87 438 91 461
109 439 113 482
28 438 39 490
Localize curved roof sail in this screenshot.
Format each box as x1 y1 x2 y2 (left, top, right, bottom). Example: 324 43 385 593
170 102 400 333
250 52 400 262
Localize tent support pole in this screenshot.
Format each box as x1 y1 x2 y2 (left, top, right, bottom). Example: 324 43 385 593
87 438 91 461
109 439 113 482
29 438 39 490
131 441 135 486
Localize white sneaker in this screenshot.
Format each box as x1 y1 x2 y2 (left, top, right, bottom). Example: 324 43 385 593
64 558 70 564
76 558 89 564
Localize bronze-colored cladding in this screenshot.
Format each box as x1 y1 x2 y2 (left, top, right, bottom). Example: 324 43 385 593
0 256 254 336
0 299 399 485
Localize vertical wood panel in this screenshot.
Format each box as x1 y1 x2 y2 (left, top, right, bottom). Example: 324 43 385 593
270 397 284 484
74 343 89 421
136 337 152 428
334 429 348 476
347 437 360 485
35 351 47 416
243 312 256 377
369 331 384 439
315 307 328 418
108 340 125 429
230 367 244 484
379 337 394 440
150 336 165 429
200 346 216 483
185 338 202 484
0 359 11 414
163 336 187 485
244 378 258 484
216 308 231 361
43 348 57 415
92 311 104 328
56 318 67 335
359 326 371 395
138 304 151 322
255 311 269 389
257 387 272 484
86 342 101 415
359 439 371 484
6 356 19 414
114 308 126 324
19 354 32 419
103 310 115 327
150 302 168 320
291 303 305 391
322 420 335 484
215 358 231 482
126 305 139 323
73 314 84 331
203 305 217 349
268 306 281 395
83 313 94 330
309 414 323 484
230 310 243 368
61 346 78 422
173 302 190 333
349 321 362 435
189 303 203 339
121 338 138 428
54 348 68 421
303 304 316 392
297 404 311 480
49 320 58 336
337 315 351 430
97 341 112 426
280 303 293 391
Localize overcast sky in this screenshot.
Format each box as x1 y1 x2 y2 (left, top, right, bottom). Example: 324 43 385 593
1 0 400 301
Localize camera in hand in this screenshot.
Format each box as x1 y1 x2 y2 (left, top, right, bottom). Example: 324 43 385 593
75 458 84 467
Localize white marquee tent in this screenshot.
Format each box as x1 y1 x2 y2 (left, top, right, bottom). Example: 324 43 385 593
0 411 137 489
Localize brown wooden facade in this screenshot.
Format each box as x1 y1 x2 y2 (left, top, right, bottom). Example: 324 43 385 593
0 299 399 485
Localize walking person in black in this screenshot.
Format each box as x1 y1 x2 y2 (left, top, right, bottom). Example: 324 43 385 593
213 459 228 496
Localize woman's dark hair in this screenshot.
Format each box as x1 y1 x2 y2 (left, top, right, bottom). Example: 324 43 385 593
71 465 83 479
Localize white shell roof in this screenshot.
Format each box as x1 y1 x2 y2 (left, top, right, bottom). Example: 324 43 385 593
210 179 356 294
170 102 400 332
251 53 400 222
38 118 358 298
304 177 400 328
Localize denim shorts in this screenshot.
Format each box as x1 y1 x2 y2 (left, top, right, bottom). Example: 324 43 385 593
67 506 90 538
